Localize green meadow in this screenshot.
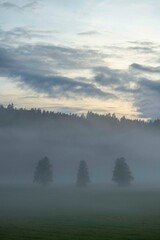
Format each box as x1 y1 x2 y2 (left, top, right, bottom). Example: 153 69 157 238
0 186 160 240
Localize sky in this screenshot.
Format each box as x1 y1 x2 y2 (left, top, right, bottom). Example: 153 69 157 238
0 0 160 119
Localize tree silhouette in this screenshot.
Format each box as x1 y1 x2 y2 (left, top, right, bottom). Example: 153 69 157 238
77 160 90 187
112 157 133 186
34 157 53 186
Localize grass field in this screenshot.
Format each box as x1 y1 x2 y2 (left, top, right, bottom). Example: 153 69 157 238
0 185 160 239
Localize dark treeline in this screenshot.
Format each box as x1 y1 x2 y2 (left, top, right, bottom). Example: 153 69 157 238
0 104 160 129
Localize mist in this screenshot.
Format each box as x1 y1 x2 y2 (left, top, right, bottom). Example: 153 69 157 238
0 107 160 186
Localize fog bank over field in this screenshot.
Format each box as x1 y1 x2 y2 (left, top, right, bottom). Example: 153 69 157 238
0 106 160 185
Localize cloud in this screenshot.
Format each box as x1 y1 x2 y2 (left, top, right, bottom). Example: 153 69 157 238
135 88 160 119
78 31 101 36
128 41 155 47
93 66 135 89
0 2 17 9
0 27 59 45
0 26 106 70
129 74 160 119
93 67 123 86
21 1 38 10
0 1 39 10
0 26 160 119
139 78 160 93
30 44 105 70
0 44 114 100
114 85 140 94
130 63 160 73
0 27 31 42
92 65 160 119
128 47 154 54
15 72 113 99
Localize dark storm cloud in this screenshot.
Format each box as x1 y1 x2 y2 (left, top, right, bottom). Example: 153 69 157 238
130 63 160 73
0 1 38 10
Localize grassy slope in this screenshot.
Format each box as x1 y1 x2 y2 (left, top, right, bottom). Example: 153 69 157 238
0 186 160 239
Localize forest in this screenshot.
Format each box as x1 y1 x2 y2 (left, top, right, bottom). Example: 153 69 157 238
1 103 160 129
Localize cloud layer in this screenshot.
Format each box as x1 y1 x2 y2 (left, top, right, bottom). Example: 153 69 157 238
0 1 39 10
0 41 114 100
0 25 160 119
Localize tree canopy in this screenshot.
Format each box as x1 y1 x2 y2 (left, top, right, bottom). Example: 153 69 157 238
34 157 53 186
77 160 90 187
112 157 134 186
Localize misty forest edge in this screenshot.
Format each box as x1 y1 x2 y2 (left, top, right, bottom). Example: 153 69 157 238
0 104 159 186
1 104 160 128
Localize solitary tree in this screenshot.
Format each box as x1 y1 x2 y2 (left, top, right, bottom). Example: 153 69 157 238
112 157 133 186
77 160 90 187
34 156 53 186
